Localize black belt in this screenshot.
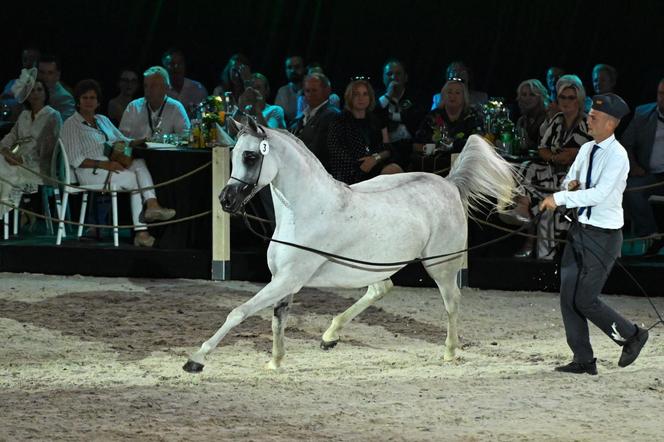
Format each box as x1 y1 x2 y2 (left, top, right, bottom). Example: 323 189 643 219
578 223 621 233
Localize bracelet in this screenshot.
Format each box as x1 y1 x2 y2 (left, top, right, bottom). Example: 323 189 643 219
372 153 382 162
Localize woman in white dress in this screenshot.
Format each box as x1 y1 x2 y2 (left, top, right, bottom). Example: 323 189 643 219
0 68 62 218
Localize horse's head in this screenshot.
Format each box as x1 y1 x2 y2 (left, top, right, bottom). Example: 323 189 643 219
219 117 279 214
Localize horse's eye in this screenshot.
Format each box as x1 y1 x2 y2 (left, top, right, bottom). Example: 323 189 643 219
242 151 259 165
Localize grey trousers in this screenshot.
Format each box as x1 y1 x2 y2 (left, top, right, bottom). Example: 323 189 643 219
560 223 635 362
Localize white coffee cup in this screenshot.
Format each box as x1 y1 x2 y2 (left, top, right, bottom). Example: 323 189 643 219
423 143 436 155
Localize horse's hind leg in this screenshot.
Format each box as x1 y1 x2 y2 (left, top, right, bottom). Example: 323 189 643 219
183 278 301 373
424 259 462 361
266 294 294 370
320 279 393 349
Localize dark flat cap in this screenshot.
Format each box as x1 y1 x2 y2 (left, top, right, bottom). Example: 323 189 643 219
591 93 630 119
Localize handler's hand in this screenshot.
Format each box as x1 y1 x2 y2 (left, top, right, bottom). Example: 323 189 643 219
568 180 580 191
539 195 558 212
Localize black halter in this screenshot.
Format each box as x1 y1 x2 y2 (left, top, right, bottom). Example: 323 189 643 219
229 123 269 207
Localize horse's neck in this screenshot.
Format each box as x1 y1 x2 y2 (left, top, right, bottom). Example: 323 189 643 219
270 133 342 214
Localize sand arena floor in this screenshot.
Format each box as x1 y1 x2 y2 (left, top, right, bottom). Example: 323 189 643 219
1 272 663 441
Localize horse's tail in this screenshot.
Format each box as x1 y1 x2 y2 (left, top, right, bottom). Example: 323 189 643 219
447 134 518 214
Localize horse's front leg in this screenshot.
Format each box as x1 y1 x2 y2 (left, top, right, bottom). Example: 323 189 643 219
266 294 294 370
321 279 393 350
183 278 302 373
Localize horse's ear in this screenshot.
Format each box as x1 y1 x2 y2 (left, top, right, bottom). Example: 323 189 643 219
227 117 243 137
246 115 259 134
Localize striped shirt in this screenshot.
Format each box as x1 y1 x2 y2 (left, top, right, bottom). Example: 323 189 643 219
540 112 591 152
61 112 129 168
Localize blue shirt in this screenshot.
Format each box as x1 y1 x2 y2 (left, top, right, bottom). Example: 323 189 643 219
553 134 629 229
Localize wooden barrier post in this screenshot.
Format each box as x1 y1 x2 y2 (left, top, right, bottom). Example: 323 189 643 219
211 146 231 280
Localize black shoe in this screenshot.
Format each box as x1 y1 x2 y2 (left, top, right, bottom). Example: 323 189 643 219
618 326 649 368
554 358 597 375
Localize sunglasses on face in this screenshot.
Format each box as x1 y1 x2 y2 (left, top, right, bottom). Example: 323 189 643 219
351 76 371 81
447 76 465 84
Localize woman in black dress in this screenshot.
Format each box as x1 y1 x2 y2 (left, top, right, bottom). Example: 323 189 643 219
328 79 402 184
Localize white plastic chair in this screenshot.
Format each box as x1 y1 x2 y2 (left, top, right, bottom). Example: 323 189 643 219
54 139 119 246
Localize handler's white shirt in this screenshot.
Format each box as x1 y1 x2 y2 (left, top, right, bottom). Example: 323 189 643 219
119 96 190 139
553 134 629 229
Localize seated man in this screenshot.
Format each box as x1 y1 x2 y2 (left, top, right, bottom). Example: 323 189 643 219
592 63 618 95
288 73 340 170
120 66 190 140
622 78 664 255
275 55 305 123
162 48 208 117
376 59 425 170
37 54 75 121
295 63 340 118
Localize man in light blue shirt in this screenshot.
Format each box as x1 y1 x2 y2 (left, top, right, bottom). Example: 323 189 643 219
540 93 648 375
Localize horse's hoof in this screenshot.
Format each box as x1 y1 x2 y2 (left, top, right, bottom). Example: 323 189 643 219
320 339 338 350
182 359 205 373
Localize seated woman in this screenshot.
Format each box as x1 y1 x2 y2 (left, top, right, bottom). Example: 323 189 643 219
327 79 402 185
238 73 286 129
511 74 592 259
515 79 549 151
414 77 482 171
0 68 62 220
212 53 251 99
60 79 175 247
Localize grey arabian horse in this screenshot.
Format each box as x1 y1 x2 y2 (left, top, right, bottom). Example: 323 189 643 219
183 118 516 373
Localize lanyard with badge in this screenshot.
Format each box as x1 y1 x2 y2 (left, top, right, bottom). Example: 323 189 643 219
146 97 167 136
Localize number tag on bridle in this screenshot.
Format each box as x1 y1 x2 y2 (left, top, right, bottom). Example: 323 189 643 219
259 140 270 155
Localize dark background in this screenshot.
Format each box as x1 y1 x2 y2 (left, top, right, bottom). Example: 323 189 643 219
4 0 664 110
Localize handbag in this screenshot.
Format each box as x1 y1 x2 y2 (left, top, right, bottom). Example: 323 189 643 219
104 141 133 168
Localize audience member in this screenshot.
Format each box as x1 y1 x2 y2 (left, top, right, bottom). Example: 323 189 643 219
107 69 140 125
376 59 425 171
295 63 341 118
162 48 208 117
37 54 75 121
1 47 41 120
592 63 618 95
431 61 488 109
515 79 549 150
0 69 61 217
275 55 305 123
61 79 175 247
415 77 482 155
119 66 190 140
238 73 286 129
545 66 565 118
328 79 402 184
510 75 591 259
621 78 664 255
289 73 340 169
213 53 251 100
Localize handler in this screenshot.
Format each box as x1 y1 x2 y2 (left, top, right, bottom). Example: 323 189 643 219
540 93 648 375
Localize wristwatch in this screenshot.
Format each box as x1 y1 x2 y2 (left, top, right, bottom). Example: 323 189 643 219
372 153 382 162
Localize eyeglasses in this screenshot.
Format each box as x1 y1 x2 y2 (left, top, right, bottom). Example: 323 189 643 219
120 78 138 83
558 94 577 101
351 76 371 81
447 76 465 84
